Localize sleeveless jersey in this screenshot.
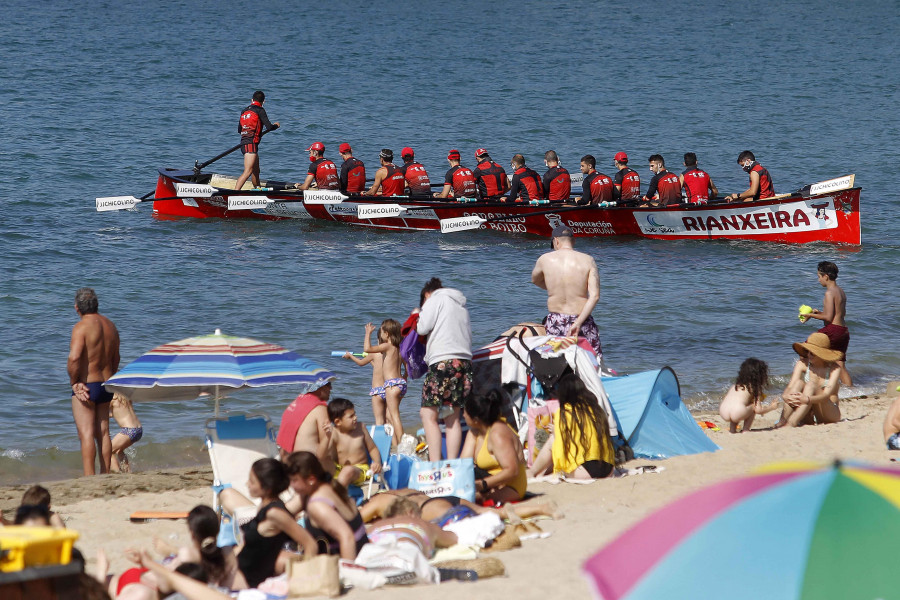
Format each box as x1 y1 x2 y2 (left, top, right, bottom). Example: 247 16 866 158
682 167 712 203
656 170 682 204
380 164 406 196
614 167 641 200
238 101 268 144
307 158 340 190
445 165 477 197
750 163 775 199
542 166 571 201
400 161 431 196
474 159 509 199
340 157 366 193
509 167 544 202
581 171 615 204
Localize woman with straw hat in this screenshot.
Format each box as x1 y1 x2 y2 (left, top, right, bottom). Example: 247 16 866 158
776 332 843 427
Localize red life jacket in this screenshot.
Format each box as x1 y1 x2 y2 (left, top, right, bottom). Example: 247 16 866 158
618 167 641 200
239 101 264 143
449 165 476 197
380 164 406 196
512 167 544 202
342 157 366 193
657 170 682 204
474 160 509 198
544 166 571 201
750 163 775 199
682 167 711 203
585 171 615 204
311 158 340 190
401 161 431 195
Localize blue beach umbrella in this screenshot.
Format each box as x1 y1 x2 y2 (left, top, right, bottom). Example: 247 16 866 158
104 329 335 413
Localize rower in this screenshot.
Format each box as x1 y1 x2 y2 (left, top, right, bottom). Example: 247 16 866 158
235 90 279 191
472 148 509 200
574 155 614 206
399 147 432 197
612 151 641 206
642 154 681 206
680 152 718 204
338 143 366 194
728 151 775 202
542 150 571 202
365 149 406 196
295 142 339 191
501 154 544 203
434 149 477 200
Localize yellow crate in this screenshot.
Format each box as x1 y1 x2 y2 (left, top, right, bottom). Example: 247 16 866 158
0 527 80 572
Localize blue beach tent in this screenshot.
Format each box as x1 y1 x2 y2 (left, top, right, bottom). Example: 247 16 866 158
602 367 719 459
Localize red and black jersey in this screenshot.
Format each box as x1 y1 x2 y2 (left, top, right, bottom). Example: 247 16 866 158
340 157 366 193
307 158 339 190
507 166 544 202
682 167 712 204
400 161 431 196
238 101 274 144
473 159 509 199
379 163 406 196
750 162 775 199
614 167 641 201
580 171 615 205
444 165 477 197
542 166 571 201
646 170 682 204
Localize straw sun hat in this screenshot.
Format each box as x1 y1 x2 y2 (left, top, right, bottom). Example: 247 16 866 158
792 332 844 362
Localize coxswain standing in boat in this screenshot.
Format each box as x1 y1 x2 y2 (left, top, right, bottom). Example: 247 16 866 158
542 150 572 202
472 148 509 200
574 155 615 205
727 150 775 202
434 149 477 199
679 152 718 204
399 147 432 197
338 143 366 194
531 226 604 361
235 91 279 191
502 154 544 203
642 154 682 206
295 142 340 191
365 149 406 196
612 152 641 206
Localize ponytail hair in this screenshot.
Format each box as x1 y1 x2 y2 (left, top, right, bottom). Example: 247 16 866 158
285 451 351 506
187 505 226 586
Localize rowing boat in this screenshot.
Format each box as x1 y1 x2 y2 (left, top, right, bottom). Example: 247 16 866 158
118 168 861 245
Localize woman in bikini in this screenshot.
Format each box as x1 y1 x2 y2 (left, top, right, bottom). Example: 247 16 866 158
777 332 843 427
461 390 528 503
366 497 457 558
284 451 369 560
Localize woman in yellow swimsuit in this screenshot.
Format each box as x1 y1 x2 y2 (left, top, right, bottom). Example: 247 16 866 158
461 390 527 503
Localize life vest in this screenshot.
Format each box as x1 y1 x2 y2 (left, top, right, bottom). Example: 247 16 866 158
544 166 571 201
380 164 406 196
656 170 682 204
474 160 509 198
750 163 775 199
583 171 615 204
511 167 544 202
616 167 641 200
341 157 366 193
239 101 264 143
682 167 711 204
401 161 431 196
310 158 340 190
447 165 476 197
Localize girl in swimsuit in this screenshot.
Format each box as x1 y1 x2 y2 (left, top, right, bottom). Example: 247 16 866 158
343 349 386 426
777 332 843 428
363 319 407 447
461 390 528 503
719 358 780 433
284 451 369 560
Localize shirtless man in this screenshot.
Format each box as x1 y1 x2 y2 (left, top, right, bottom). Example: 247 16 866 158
326 398 381 488
276 381 335 472
531 226 603 360
67 287 120 475
799 261 852 385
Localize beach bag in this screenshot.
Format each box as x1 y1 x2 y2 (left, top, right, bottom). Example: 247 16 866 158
385 453 417 489
288 554 340 597
409 458 476 502
400 330 428 380
507 329 574 396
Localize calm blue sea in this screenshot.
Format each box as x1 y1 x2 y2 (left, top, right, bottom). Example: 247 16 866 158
1 0 898 484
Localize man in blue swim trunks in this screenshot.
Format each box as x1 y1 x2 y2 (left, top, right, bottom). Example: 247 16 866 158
68 288 120 476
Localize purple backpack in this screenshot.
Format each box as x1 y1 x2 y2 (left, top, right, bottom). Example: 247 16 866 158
400 329 428 379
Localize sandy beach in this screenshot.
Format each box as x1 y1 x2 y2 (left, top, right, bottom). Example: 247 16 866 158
3 388 897 599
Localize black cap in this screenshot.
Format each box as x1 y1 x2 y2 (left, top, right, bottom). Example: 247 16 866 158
552 225 573 238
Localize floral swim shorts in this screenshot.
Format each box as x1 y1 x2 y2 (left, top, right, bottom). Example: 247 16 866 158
421 359 473 409
544 312 603 359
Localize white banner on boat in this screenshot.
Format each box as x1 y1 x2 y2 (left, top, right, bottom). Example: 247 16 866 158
357 204 406 219
174 183 217 197
96 196 138 211
304 190 348 205
809 175 854 196
633 199 838 237
227 196 272 210
440 215 487 233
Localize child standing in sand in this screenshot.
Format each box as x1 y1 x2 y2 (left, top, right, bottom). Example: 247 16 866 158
343 350 386 426
327 398 382 488
719 358 779 433
363 319 406 446
109 393 142 473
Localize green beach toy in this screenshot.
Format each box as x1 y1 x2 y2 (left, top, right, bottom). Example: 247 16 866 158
798 304 813 321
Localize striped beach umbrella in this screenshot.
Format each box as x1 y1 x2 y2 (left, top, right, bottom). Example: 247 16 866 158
583 461 900 600
104 329 335 410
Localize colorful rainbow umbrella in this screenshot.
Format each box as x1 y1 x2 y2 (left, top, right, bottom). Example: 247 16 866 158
584 461 900 600
104 329 335 411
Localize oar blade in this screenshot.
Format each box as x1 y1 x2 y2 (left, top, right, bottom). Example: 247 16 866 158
226 196 272 210
96 196 139 211
809 174 855 195
440 216 487 233
357 204 406 219
304 190 348 205
174 183 217 197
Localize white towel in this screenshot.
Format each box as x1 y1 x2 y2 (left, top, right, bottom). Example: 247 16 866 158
443 511 505 548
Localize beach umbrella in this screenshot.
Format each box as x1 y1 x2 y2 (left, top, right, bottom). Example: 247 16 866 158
583 461 900 600
104 329 335 413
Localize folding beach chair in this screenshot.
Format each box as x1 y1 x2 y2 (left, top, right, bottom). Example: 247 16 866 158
365 424 394 498
205 412 279 512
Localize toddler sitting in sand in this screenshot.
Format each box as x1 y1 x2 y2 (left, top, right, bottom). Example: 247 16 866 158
719 358 780 433
327 398 382 488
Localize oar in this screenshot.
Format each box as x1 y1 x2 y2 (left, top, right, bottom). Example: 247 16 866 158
439 203 604 234
193 128 277 174
96 184 297 212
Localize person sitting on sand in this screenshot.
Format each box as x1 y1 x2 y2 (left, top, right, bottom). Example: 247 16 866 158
777 332 842 427
883 395 900 450
218 458 317 587
285 451 369 560
326 398 382 489
19 485 66 528
461 390 528 503
527 374 616 480
14 504 51 526
276 380 335 472
109 393 142 473
719 358 781 433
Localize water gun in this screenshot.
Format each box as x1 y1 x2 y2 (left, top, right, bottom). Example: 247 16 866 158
331 351 368 358
798 305 813 321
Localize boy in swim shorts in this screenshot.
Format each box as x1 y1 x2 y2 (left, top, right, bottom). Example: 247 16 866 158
799 261 851 386
327 398 382 488
109 393 143 473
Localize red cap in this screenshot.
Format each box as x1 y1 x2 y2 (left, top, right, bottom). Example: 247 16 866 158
614 151 628 163
401 147 414 158
447 149 460 160
475 148 488 157
338 142 352 154
307 141 325 152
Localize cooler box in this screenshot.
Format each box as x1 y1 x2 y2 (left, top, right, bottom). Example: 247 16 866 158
0 527 80 572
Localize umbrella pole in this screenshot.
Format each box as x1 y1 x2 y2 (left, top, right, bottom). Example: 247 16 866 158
215 385 220 417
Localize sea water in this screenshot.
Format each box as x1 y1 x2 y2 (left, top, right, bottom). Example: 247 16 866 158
1 0 898 484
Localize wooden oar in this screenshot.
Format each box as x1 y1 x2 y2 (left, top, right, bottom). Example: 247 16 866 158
193 128 277 174
96 185 299 212
440 203 600 233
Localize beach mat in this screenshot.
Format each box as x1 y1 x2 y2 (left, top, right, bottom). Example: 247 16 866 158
129 511 189 522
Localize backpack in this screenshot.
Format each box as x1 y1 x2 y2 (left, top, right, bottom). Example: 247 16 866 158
400 329 428 380
507 329 574 397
